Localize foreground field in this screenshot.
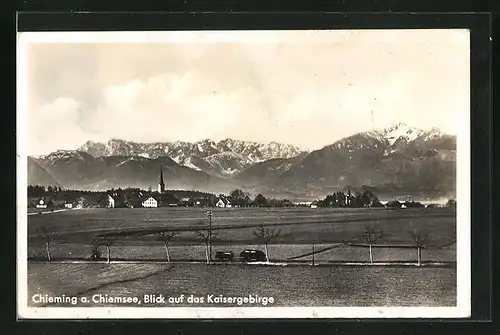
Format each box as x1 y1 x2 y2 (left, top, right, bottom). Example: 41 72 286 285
28 263 456 307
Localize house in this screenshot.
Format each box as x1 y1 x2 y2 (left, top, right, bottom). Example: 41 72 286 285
36 197 54 209
385 200 402 208
36 198 47 209
76 196 85 209
107 195 115 208
142 196 158 208
293 201 313 207
180 197 193 207
426 203 440 209
216 198 231 208
64 202 73 209
310 201 319 209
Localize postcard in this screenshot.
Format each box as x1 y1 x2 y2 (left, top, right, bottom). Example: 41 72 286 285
17 29 471 319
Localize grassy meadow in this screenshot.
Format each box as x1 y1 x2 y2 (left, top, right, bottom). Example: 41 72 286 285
28 262 456 307
26 207 457 308
27 207 456 255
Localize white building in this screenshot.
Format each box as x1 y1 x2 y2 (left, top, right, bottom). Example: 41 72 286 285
216 198 231 208
64 203 73 209
107 195 115 208
36 198 47 209
142 196 158 208
293 201 313 207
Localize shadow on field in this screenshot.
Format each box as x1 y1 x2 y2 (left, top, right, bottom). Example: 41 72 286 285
37 264 177 307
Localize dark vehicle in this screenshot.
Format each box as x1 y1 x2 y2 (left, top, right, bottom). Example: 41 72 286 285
238 249 267 263
214 251 234 262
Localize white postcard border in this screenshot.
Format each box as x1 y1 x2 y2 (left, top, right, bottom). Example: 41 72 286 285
16 30 471 319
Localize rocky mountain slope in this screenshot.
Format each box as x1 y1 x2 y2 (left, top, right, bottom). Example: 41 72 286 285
28 150 234 192
78 138 305 177
27 157 61 187
28 123 456 199
266 123 456 199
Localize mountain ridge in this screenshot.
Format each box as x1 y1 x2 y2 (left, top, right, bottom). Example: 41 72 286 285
28 123 457 199
265 123 456 199
77 138 306 177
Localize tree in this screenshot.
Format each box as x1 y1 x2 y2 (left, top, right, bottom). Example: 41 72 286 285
229 189 250 206
98 237 116 263
194 228 219 264
353 193 364 208
39 225 57 261
90 239 102 261
360 225 385 263
312 244 316 266
446 199 457 208
253 193 268 207
229 188 246 199
409 230 428 267
253 225 281 262
157 231 178 262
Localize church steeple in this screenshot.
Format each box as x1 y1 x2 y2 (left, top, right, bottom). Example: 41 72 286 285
158 165 165 193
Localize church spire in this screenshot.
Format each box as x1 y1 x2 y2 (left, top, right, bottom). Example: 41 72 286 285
158 165 165 193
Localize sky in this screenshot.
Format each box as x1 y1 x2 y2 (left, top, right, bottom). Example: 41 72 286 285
20 30 470 155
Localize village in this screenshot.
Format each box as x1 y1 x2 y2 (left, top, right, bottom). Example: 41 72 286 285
28 166 457 212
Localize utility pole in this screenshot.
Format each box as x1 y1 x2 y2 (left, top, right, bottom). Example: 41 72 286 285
207 210 213 262
312 244 315 266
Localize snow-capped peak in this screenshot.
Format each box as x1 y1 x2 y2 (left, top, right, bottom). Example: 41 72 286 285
40 150 91 162
378 123 424 146
75 137 307 176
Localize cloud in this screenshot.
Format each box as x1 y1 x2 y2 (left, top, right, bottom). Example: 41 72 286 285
25 30 470 154
29 97 92 155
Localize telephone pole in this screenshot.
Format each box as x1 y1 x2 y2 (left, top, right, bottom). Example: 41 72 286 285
207 210 213 262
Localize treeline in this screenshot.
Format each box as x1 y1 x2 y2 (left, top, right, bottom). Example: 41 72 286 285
28 185 217 208
27 184 454 209
316 189 384 208
28 185 310 208
222 189 300 207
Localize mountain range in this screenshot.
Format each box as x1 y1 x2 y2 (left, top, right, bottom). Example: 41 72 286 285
27 123 456 200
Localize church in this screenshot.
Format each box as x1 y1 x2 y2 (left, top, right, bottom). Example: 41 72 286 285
158 165 165 193
150 165 179 207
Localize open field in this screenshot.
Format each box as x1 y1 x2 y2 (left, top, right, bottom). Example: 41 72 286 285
28 263 456 307
27 207 455 243
27 207 456 262
25 207 457 308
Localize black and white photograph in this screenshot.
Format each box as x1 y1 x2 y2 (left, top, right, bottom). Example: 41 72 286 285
17 29 471 318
